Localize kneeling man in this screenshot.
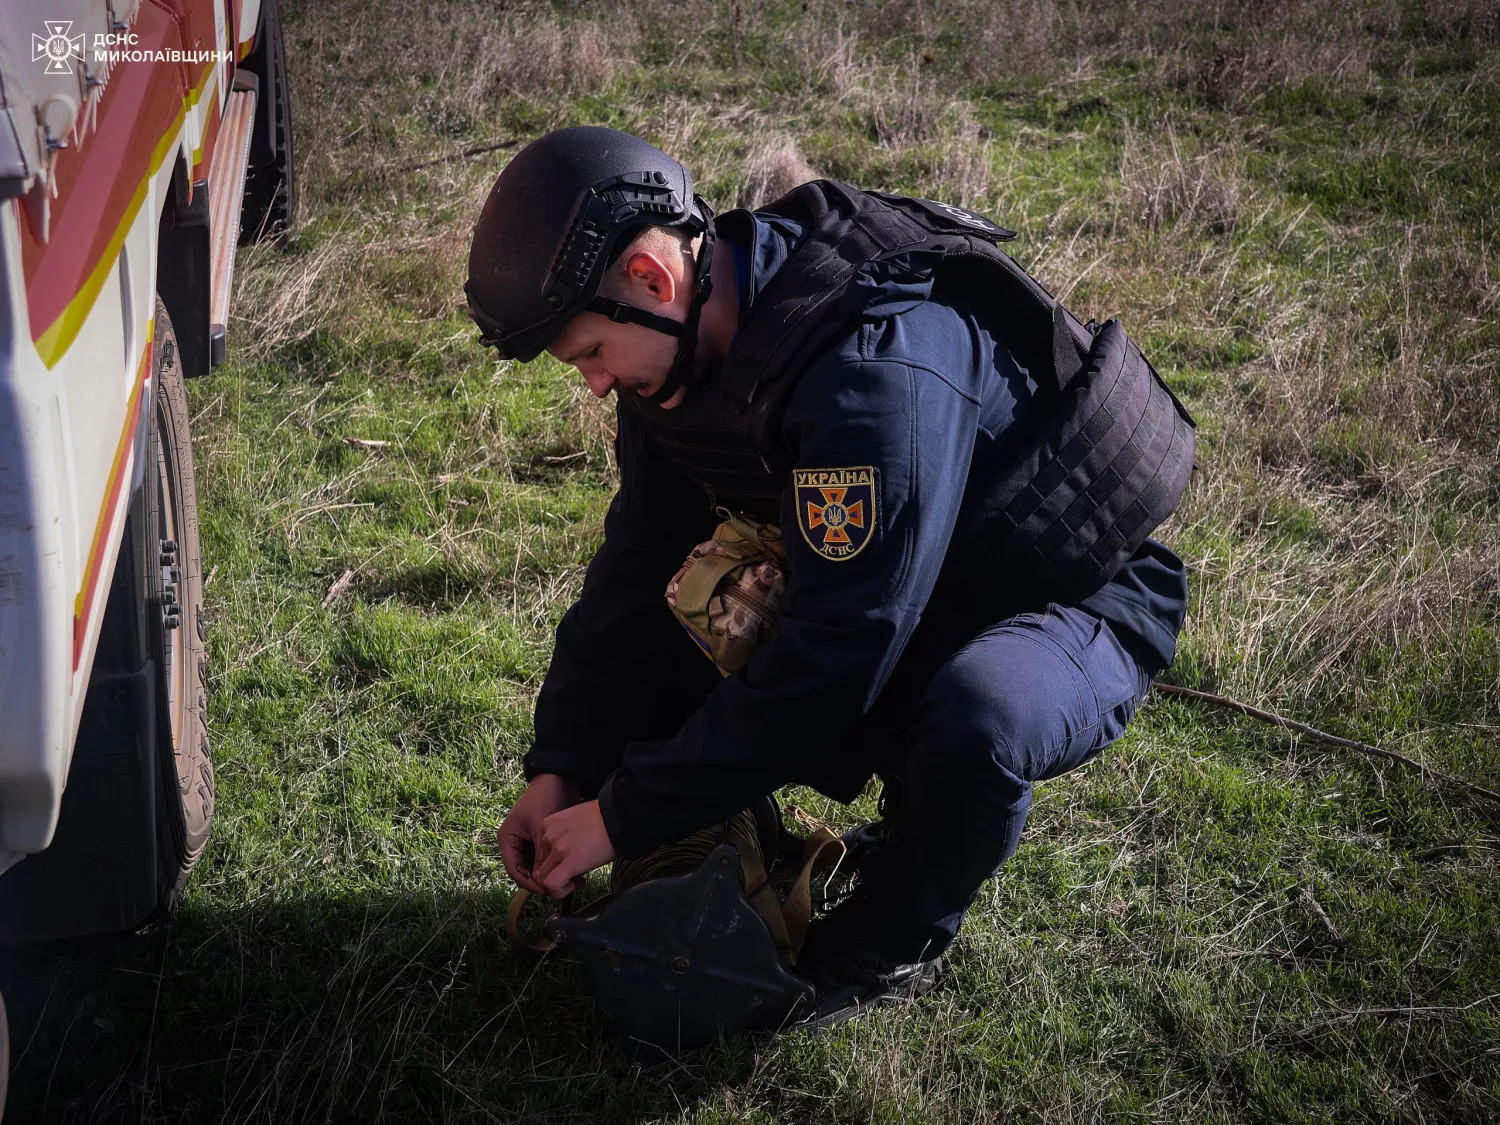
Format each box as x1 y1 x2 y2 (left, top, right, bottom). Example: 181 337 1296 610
470 126 1191 1014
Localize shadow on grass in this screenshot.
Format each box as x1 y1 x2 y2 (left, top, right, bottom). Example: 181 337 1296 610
1 887 760 1124
359 561 496 612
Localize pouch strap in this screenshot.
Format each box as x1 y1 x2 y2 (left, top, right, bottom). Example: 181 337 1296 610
779 827 847 952
505 888 556 954
719 511 788 563
730 828 797 966
732 826 846 967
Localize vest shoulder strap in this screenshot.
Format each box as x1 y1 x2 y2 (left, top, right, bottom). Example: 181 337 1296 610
721 182 930 409
721 181 1096 415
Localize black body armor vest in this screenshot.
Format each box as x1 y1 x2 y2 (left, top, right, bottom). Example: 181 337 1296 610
622 181 1196 600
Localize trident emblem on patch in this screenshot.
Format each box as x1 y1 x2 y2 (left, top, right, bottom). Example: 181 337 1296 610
794 467 877 561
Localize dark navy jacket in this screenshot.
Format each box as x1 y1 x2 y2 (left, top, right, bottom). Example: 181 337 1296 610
525 213 1189 858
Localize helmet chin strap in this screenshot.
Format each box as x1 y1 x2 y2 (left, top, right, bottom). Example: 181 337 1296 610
643 197 716 406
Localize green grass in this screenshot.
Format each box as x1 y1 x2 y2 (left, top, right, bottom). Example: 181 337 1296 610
5 0 1499 1120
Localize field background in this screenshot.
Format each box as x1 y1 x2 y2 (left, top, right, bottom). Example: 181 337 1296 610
5 0 1500 1120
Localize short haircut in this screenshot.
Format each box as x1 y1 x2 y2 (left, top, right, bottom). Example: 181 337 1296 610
599 224 695 298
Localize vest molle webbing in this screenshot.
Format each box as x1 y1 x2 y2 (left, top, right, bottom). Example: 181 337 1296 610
628 180 1197 602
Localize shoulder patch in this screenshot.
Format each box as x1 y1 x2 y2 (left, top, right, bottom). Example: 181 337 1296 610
794 467 877 561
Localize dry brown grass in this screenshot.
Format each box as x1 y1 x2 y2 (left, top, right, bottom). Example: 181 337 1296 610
942 0 1500 94
871 57 942 151
964 0 1060 85
458 14 637 104
1120 128 1247 235
789 22 874 97
286 2 635 189
383 3 638 109
1171 435 1500 715
1188 38 1374 104
737 136 819 209
235 216 476 361
933 111 993 209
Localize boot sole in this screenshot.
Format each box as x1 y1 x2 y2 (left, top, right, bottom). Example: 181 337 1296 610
788 956 941 1036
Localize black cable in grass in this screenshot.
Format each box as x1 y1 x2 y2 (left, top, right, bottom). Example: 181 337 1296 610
401 139 522 173
1150 681 1500 805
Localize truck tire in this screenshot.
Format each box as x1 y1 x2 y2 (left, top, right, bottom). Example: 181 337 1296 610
147 297 215 901
0 300 212 942
238 0 295 242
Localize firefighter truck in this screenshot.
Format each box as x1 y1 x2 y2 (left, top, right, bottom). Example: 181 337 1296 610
0 0 295 1102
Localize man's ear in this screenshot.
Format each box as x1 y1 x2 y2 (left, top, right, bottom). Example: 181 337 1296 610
622 251 677 307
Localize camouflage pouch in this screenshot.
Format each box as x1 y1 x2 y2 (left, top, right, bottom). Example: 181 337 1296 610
665 511 787 675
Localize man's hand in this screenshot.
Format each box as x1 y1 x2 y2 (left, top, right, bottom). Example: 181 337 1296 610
534 800 617 899
498 773 579 895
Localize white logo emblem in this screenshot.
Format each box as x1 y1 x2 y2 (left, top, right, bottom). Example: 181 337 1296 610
33 21 85 74
936 202 996 231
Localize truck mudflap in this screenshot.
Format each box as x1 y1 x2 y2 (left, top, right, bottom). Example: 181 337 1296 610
0 662 162 942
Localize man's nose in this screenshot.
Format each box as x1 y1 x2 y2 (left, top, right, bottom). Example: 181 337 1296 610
581 368 616 399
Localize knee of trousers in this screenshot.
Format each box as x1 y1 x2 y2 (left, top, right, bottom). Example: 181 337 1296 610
901 684 1031 808
903 631 1101 792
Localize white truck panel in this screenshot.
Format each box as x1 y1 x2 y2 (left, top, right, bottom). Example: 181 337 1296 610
0 208 78 869
0 153 182 869
0 0 257 880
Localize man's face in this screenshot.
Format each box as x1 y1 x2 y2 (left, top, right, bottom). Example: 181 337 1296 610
545 247 687 403
546 311 679 401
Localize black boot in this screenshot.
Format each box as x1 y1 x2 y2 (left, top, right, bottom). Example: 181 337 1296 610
792 889 941 1031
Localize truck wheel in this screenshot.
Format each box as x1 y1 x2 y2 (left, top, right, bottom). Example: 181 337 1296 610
238 0 295 242
148 297 214 903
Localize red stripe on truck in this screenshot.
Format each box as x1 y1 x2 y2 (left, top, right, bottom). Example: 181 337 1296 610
22 0 215 367
73 334 154 673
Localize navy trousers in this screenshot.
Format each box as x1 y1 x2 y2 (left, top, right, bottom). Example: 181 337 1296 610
850 604 1157 964
617 603 1157 966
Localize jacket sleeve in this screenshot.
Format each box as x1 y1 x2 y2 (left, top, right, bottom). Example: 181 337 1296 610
522 406 720 796
597 355 979 857
1079 538 1188 672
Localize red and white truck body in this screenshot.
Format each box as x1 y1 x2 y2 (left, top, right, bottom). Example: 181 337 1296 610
0 0 263 877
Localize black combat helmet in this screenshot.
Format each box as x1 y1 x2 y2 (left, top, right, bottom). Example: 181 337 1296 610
465 126 716 403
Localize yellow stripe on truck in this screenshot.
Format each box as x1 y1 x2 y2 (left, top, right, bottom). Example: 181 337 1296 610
34 62 217 370
72 315 155 647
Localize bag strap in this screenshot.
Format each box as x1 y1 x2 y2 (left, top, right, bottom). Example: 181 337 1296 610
505 888 557 954
778 827 846 953
720 181 1101 419
721 182 931 411
507 826 849 967
1052 304 1088 392
732 826 846 967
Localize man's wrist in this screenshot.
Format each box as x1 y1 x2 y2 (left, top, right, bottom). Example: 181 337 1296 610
595 774 639 859
522 753 600 794
528 770 581 802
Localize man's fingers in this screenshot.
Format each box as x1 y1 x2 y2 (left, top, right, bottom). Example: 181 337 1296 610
534 834 580 896
498 824 545 895
542 874 580 899
497 823 527 874
533 838 562 883
539 855 583 899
